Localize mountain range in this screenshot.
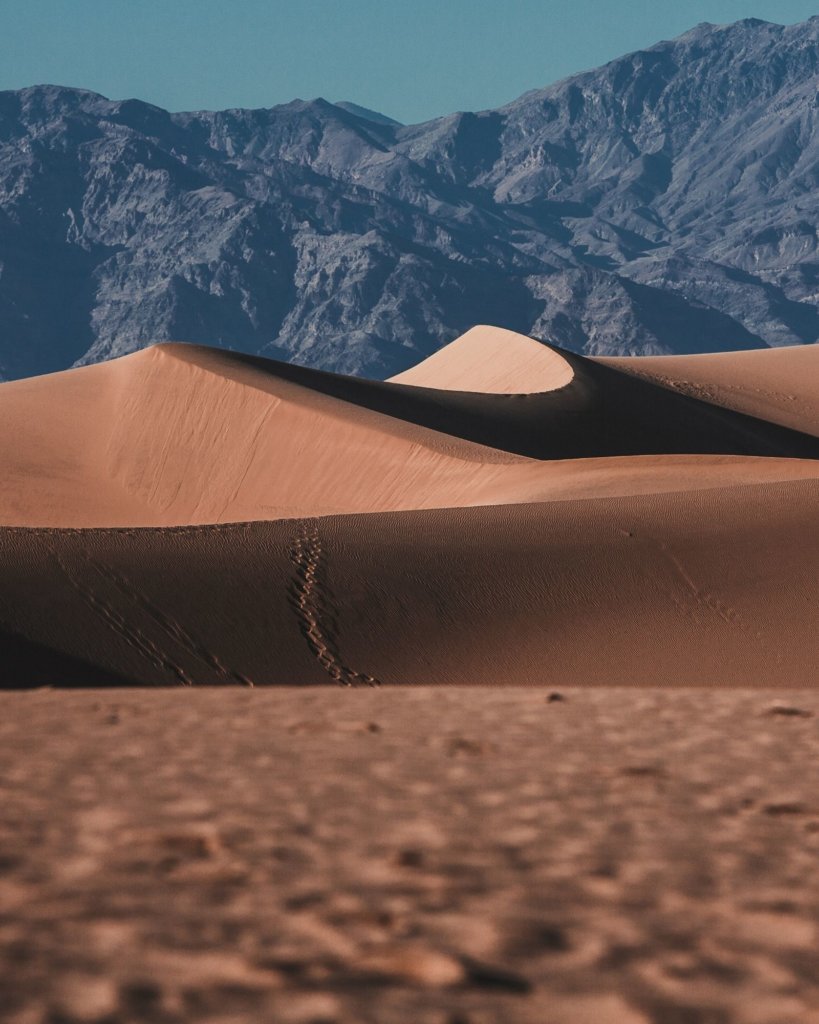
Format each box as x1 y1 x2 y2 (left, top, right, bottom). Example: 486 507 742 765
2 16 819 381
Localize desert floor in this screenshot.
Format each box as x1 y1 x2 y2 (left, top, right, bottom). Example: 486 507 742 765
3 687 819 1024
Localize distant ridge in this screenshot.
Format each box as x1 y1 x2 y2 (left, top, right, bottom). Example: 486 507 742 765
333 100 402 126
2 17 819 380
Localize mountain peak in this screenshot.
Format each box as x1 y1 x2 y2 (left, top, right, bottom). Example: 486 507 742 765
668 16 780 44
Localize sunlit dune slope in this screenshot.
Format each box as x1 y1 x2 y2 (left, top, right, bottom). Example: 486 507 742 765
2 330 819 528
0 343 533 527
600 344 819 437
3 326 819 687
388 325 575 393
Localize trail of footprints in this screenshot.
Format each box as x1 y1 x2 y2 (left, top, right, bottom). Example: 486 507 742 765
53 551 254 686
53 553 194 685
627 369 799 407
289 522 380 686
90 560 255 687
52 526 379 686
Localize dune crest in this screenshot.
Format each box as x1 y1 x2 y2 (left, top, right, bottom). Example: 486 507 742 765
388 325 575 393
600 344 819 437
2 338 819 528
2 330 819 686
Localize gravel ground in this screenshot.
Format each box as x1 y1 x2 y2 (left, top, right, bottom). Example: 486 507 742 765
2 687 819 1024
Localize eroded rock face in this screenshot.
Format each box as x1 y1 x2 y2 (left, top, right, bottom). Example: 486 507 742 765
3 17 819 380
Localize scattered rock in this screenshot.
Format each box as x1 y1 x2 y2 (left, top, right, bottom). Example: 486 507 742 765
765 703 812 718
460 956 531 993
394 847 425 868
120 981 163 1016
447 737 491 757
763 801 807 816
158 826 222 860
619 764 668 779
356 946 466 987
505 920 570 956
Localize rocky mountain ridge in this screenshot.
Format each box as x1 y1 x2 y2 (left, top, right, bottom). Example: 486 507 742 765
2 16 819 380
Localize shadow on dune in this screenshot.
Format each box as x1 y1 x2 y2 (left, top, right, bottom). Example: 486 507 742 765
223 346 819 461
0 628 143 689
2 484 819 687
3 336 819 689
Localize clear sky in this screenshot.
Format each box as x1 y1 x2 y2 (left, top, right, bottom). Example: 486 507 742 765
1 0 818 124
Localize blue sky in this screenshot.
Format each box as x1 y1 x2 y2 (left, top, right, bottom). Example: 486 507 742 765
1 0 818 123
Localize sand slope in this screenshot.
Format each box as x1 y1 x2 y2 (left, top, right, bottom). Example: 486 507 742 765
1 326 818 685
601 344 819 437
2 479 818 687
388 325 575 393
2 332 819 528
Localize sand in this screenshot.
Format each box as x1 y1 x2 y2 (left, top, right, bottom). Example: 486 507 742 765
601 344 819 437
388 324 576 393
2 333 819 530
1 481 818 687
3 687 819 1023
3 327 819 1022
1 326 818 685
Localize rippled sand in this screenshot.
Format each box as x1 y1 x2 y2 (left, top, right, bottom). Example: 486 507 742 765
2 688 818 1023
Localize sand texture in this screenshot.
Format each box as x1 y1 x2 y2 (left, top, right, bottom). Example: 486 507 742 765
2 687 819 1024
1 327 819 686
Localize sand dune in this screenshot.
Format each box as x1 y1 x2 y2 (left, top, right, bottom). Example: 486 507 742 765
600 344 819 437
2 480 818 687
2 331 819 528
388 325 575 393
1 325 818 686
